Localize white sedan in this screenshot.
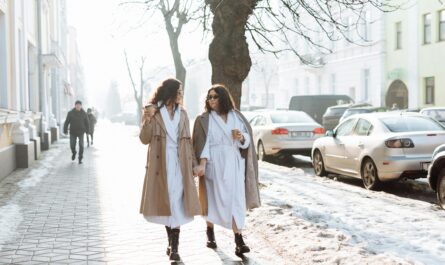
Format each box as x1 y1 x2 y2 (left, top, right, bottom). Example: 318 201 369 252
250 110 325 160
312 112 445 190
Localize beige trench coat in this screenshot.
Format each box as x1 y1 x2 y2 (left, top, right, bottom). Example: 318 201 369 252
192 110 261 216
139 109 200 217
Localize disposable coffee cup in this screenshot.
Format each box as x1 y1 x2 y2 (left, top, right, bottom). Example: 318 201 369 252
231 129 239 139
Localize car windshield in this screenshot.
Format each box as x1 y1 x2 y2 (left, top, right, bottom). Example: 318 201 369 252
423 109 445 122
380 116 445 132
325 107 348 116
270 112 315 124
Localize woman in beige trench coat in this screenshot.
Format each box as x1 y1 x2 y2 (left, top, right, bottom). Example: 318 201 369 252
139 78 200 261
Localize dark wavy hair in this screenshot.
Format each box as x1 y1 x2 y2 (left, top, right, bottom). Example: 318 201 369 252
205 84 236 115
150 78 182 110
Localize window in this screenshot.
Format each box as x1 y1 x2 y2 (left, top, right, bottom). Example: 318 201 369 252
317 76 322 94
395 22 402 50
425 77 435 105
336 119 357 136
423 13 432 44
0 11 7 109
380 116 444 132
362 69 370 101
305 77 310 94
270 112 315 124
355 119 373 136
439 10 445 41
361 11 372 41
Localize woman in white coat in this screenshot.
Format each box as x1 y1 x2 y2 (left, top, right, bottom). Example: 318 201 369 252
139 78 200 261
192 84 261 256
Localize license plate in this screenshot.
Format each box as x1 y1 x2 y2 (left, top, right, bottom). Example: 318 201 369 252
291 131 312 138
421 162 430 171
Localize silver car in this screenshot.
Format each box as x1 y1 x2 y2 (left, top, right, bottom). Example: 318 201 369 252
312 112 445 190
250 110 325 160
420 107 445 126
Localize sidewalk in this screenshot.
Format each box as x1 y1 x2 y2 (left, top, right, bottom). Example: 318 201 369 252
0 122 287 265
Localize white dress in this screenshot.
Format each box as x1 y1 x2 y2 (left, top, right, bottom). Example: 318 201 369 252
144 106 193 228
201 110 250 229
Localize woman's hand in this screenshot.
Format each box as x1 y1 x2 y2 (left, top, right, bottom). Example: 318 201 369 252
193 165 205 177
232 129 244 142
141 105 156 124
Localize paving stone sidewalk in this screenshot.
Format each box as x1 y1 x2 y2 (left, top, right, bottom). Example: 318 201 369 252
0 123 288 265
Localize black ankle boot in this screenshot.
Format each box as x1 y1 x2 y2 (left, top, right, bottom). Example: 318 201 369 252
206 226 217 249
169 228 181 261
165 226 172 256
234 233 250 256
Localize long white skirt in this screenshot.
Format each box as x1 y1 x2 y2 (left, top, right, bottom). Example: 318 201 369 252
144 146 193 228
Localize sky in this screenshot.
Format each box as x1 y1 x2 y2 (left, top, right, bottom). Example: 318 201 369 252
66 0 209 108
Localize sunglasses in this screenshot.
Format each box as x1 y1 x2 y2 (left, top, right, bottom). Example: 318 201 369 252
207 95 219 101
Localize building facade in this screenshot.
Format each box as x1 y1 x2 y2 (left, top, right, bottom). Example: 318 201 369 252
0 0 83 181
386 0 445 109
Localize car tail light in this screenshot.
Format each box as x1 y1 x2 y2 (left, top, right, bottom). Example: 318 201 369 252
385 138 414 148
313 127 326 135
271 128 289 135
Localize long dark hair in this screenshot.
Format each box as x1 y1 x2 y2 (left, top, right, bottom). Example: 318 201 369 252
150 78 182 110
205 84 236 115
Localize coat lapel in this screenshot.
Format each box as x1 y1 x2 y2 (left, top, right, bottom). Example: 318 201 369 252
160 106 180 144
210 111 232 141
154 112 167 133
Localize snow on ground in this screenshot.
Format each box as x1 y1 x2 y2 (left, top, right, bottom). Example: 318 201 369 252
244 161 445 265
0 144 62 252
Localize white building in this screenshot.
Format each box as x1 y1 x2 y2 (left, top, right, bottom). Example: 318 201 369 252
0 0 83 181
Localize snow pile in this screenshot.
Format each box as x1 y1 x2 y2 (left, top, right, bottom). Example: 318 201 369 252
0 204 23 247
245 161 445 265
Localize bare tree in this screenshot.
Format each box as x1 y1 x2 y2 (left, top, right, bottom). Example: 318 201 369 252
124 51 146 124
204 0 403 108
121 0 203 88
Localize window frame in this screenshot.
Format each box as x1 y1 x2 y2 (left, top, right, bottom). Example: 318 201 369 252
395 22 402 50
425 77 435 105
439 10 445 42
423 13 432 44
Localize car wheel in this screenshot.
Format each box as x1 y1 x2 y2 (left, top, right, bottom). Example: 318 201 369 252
361 158 382 190
437 168 445 210
257 141 268 161
312 150 326 176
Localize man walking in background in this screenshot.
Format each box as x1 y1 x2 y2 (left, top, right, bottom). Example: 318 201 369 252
87 108 97 147
63 100 90 164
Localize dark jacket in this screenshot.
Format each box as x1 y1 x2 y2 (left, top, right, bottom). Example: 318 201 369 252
87 113 97 134
63 108 90 135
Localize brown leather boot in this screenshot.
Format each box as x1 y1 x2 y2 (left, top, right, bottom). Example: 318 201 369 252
169 228 181 261
206 226 217 249
234 233 250 256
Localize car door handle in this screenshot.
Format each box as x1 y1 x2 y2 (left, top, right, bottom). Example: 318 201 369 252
339 143 345 146
358 143 364 148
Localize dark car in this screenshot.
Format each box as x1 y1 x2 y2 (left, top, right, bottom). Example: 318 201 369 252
427 144 445 209
289 95 354 124
339 106 387 123
322 103 371 130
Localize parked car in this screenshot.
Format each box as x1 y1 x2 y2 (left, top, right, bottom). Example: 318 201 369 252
322 103 371 130
289 95 354 124
427 144 445 209
250 110 325 160
339 106 387 123
420 107 445 126
312 112 445 190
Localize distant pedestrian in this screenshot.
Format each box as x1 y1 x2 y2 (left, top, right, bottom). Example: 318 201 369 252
391 103 399 110
87 108 97 147
139 78 200 261
192 84 261 257
63 100 90 164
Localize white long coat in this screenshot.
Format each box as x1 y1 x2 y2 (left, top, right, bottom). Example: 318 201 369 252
144 106 193 228
201 110 250 229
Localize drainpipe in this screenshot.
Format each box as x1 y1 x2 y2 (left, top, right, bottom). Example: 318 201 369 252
36 0 44 135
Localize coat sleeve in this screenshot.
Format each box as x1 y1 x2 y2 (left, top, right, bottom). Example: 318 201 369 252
139 118 154 145
63 112 70 134
84 113 90 133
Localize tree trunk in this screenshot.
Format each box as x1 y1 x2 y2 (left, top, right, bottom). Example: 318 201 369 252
207 0 258 109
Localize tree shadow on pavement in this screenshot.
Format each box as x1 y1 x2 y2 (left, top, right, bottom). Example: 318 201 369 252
212 248 254 265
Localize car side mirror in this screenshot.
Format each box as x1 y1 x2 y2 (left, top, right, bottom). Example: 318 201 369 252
326 130 335 137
